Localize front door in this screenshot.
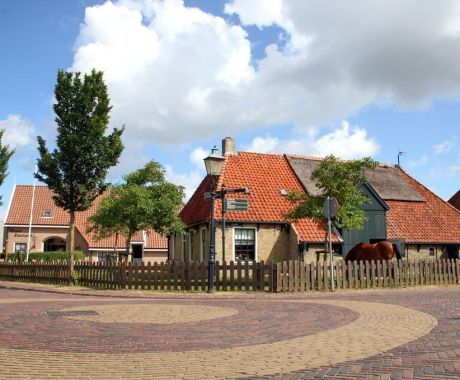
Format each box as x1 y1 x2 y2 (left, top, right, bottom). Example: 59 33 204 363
132 244 143 264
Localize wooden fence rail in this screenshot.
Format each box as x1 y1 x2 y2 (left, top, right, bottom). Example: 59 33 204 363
0 259 458 292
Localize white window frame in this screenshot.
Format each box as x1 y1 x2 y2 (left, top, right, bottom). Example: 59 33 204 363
232 227 257 262
14 242 27 254
188 232 193 262
178 234 185 261
200 228 206 262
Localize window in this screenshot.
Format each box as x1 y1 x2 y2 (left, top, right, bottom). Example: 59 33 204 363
41 209 53 218
43 237 66 252
429 247 435 256
182 236 186 261
188 232 193 262
234 228 256 261
200 229 206 261
97 252 108 262
14 243 27 254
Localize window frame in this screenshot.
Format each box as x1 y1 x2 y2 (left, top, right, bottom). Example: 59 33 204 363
200 228 206 262
232 227 257 262
14 242 27 254
41 208 53 218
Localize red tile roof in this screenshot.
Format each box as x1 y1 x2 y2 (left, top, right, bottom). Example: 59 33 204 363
181 152 336 242
6 186 69 226
386 170 460 244
6 185 167 250
181 151 460 244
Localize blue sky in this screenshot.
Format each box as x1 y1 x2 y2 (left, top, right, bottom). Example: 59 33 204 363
0 0 459 219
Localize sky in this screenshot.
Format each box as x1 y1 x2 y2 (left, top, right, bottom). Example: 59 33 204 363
0 0 459 220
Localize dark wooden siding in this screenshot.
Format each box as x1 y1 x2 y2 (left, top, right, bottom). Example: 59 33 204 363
342 184 388 256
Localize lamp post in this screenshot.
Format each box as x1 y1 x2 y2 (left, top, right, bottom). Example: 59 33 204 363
203 146 225 293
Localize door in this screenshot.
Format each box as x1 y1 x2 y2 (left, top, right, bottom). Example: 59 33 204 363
131 244 143 264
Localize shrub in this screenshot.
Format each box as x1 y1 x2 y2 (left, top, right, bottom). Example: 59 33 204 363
4 251 84 263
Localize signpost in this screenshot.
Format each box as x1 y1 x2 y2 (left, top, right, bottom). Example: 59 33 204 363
323 196 339 291
224 198 249 211
204 186 250 263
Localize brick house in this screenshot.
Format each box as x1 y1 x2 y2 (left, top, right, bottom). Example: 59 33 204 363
170 138 460 263
4 185 168 262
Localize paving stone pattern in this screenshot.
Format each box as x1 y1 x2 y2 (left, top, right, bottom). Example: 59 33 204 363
0 284 457 379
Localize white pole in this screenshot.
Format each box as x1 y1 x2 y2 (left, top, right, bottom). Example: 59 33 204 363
26 165 37 262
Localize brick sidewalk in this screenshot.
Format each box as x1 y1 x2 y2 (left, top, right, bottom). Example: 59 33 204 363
0 282 458 379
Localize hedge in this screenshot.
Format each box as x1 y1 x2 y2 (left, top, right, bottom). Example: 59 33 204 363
2 251 84 262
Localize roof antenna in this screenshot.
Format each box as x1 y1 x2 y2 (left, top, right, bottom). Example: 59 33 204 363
397 151 405 167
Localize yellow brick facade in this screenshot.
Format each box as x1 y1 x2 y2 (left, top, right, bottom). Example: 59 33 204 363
169 224 452 263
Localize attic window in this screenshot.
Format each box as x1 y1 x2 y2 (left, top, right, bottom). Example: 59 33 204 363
42 209 53 218
280 189 288 196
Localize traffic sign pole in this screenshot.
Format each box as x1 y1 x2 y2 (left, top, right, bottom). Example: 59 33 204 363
324 196 337 291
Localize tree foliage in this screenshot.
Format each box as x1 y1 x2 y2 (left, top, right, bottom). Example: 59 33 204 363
87 161 185 260
36 69 124 275
287 155 378 230
0 130 15 206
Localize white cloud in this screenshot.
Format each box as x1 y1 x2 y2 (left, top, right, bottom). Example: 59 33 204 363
224 0 284 29
243 122 379 159
433 139 456 155
189 147 208 168
243 136 280 153
0 114 35 149
165 146 208 201
408 154 429 168
70 0 460 149
165 164 204 201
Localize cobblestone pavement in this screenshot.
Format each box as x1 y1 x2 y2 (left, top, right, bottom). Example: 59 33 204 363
0 282 458 379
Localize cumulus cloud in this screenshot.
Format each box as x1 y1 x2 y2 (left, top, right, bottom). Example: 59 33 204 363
433 139 456 155
165 147 208 200
224 0 284 29
70 0 460 148
243 122 379 159
0 114 35 149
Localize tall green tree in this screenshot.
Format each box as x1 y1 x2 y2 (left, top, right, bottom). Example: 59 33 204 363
36 69 124 278
287 155 378 258
86 195 125 262
0 130 15 206
88 161 185 261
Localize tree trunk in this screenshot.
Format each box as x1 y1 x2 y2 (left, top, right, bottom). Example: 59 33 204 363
69 211 75 284
126 234 132 263
114 232 119 263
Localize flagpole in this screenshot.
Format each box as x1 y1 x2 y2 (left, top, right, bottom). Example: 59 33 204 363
26 165 37 262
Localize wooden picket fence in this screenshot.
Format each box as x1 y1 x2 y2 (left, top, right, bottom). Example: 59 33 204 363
0 260 275 292
276 258 460 292
0 259 458 292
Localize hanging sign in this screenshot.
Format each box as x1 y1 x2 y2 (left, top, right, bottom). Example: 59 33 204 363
224 198 248 211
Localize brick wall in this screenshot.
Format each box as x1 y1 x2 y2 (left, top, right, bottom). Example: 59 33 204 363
5 226 68 254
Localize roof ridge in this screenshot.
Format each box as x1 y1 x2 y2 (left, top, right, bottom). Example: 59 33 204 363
13 184 49 188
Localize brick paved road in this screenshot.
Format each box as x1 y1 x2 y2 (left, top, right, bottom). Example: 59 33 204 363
0 283 458 379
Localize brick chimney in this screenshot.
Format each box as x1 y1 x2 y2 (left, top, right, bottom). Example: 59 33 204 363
222 137 236 156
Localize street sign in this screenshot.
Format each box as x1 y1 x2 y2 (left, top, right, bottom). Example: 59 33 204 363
323 197 339 219
224 198 249 211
